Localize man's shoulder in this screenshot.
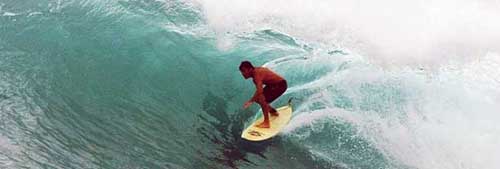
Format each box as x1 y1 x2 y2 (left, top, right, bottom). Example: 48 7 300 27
255 66 271 72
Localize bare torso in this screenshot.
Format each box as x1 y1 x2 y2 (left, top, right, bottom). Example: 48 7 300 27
252 67 285 85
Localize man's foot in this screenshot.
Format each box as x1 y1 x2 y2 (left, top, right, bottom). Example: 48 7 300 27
270 108 279 116
255 121 270 128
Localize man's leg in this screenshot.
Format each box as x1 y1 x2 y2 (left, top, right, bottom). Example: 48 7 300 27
263 87 279 117
255 96 271 128
264 81 287 117
269 106 278 116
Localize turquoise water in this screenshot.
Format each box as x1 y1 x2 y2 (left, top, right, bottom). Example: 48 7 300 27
1 0 500 169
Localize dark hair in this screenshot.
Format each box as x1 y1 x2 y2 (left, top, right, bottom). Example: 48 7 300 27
239 61 254 71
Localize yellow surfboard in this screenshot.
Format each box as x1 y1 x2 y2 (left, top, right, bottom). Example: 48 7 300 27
241 99 293 141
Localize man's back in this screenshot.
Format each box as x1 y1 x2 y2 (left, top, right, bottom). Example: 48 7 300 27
253 67 285 85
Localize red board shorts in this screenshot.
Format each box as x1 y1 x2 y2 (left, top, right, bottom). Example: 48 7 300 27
263 80 287 103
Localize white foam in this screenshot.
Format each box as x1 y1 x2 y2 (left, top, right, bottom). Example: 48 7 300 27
2 12 18 16
278 51 500 169
190 0 500 68
28 12 43 17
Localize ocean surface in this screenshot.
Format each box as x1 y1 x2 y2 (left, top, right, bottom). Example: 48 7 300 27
1 0 500 169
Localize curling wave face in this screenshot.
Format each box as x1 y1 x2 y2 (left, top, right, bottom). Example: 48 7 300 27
1 0 499 169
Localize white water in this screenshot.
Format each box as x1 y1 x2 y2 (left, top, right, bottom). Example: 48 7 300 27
282 52 500 169
191 0 500 68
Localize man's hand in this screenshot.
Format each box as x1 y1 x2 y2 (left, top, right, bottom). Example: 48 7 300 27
243 100 252 109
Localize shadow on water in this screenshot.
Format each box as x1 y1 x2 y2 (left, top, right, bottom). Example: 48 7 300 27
197 92 274 169
197 92 354 169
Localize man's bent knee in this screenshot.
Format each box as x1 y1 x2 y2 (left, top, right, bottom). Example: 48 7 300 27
254 97 268 105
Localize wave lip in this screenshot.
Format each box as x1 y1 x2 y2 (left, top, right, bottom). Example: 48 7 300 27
193 0 500 68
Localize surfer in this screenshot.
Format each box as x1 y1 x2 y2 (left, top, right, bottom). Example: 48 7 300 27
240 61 287 128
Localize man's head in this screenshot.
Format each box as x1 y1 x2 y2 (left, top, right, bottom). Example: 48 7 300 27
239 61 254 79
